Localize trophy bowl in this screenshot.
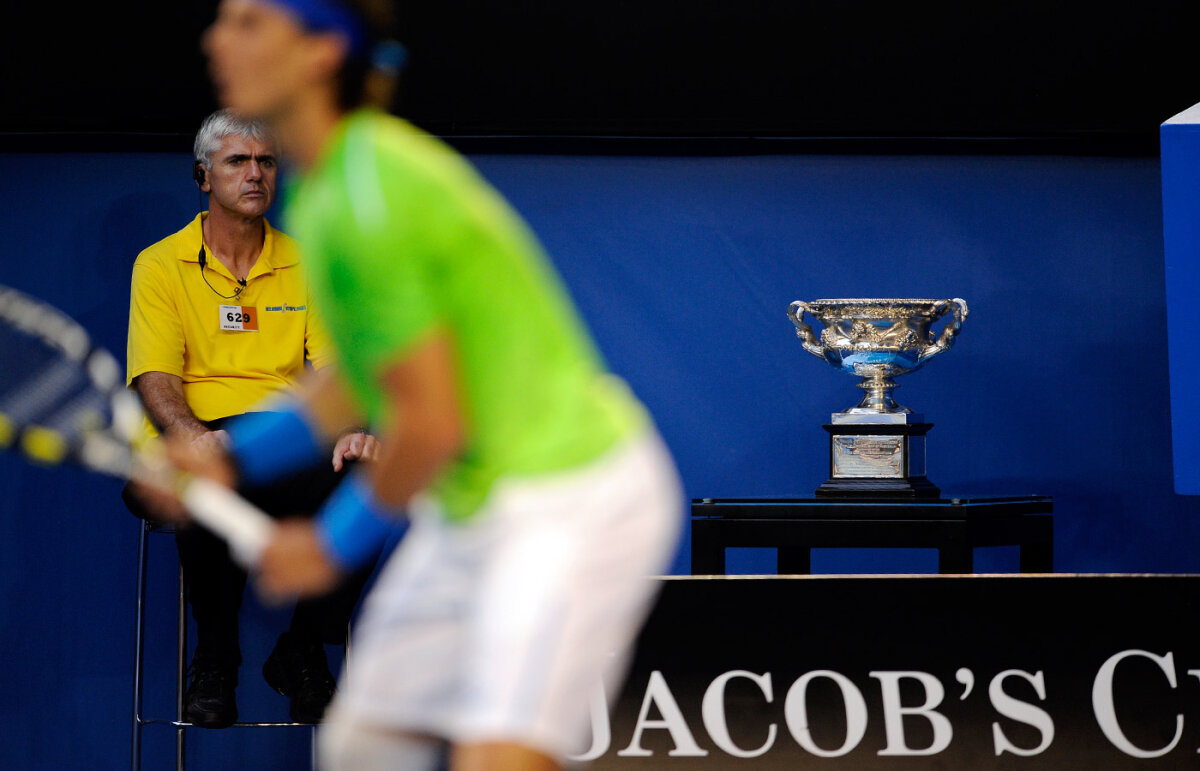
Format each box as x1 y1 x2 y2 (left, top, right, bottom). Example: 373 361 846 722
788 298 968 414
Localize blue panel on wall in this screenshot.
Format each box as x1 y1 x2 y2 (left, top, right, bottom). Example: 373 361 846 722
0 148 1194 770
1161 102 1200 494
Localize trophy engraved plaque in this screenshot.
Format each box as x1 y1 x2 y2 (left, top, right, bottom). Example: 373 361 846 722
787 298 968 498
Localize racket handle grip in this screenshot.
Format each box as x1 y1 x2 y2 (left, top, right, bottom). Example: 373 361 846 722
181 478 277 567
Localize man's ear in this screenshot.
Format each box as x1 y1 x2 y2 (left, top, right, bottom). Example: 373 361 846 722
305 31 351 89
193 161 210 192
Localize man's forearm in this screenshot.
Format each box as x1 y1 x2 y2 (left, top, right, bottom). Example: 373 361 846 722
134 372 208 440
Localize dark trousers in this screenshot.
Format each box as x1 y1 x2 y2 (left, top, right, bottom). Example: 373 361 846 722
123 418 377 669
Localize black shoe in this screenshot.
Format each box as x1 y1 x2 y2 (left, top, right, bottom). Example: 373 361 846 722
184 658 238 729
263 632 337 723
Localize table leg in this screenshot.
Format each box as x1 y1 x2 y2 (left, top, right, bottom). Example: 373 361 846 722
938 548 973 574
777 547 812 575
938 523 973 574
691 521 727 575
1019 516 1054 573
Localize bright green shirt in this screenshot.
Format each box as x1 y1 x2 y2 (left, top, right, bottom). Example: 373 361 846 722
285 109 646 521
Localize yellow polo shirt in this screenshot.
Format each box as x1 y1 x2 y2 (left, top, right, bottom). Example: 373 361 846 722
126 213 333 430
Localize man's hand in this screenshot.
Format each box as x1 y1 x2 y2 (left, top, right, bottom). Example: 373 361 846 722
255 519 341 602
332 430 381 472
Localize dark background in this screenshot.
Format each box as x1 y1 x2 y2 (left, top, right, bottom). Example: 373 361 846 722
3 1 1198 151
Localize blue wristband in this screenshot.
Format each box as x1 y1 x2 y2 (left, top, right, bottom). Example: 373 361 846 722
226 404 325 486
315 474 405 570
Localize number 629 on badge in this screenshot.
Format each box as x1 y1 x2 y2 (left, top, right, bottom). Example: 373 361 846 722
219 305 259 332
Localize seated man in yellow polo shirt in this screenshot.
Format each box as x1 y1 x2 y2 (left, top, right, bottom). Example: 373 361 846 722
123 109 384 729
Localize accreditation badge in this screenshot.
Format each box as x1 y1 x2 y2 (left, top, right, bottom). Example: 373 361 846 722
219 305 259 332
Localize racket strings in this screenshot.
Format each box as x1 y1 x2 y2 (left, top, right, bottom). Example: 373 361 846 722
0 324 61 381
0 289 123 465
27 386 117 462
80 431 136 477
0 287 90 361
0 285 183 499
0 357 91 426
0 285 276 565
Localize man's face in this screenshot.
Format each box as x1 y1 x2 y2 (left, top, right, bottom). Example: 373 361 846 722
203 134 278 219
204 0 315 122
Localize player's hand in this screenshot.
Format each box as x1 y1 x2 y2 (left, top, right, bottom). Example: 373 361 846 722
166 430 237 489
126 439 192 523
125 475 190 524
332 430 381 471
254 519 341 602
192 428 230 455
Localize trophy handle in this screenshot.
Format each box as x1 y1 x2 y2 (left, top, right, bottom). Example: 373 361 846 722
918 297 969 364
787 301 827 359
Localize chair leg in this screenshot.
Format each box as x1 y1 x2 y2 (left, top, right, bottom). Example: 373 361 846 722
176 558 187 771
132 521 149 771
139 531 350 769
131 524 194 770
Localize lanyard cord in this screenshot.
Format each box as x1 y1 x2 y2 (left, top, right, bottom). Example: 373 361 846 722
197 243 247 301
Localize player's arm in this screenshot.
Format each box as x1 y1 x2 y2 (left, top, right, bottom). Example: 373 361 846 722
368 327 464 506
254 328 463 599
299 295 380 468
309 368 383 471
297 365 367 439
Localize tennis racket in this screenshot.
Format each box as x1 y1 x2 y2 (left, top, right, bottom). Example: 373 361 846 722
0 284 275 567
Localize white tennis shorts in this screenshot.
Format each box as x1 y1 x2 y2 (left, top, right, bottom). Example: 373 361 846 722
325 428 683 760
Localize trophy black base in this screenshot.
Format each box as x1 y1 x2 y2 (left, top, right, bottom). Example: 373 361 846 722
817 420 939 500
815 476 941 499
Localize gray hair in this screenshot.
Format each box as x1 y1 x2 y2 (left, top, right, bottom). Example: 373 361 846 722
192 109 275 169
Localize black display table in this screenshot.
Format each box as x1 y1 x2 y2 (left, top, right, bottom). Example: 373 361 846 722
691 496 1053 575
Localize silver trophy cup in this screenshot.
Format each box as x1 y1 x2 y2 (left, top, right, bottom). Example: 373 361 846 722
788 298 968 498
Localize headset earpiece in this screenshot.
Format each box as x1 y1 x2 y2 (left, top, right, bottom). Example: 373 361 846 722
193 161 207 188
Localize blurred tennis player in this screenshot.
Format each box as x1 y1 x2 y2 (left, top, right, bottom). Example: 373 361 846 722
191 0 683 768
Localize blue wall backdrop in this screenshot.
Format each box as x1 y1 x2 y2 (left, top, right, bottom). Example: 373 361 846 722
1161 106 1200 494
0 147 1194 768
